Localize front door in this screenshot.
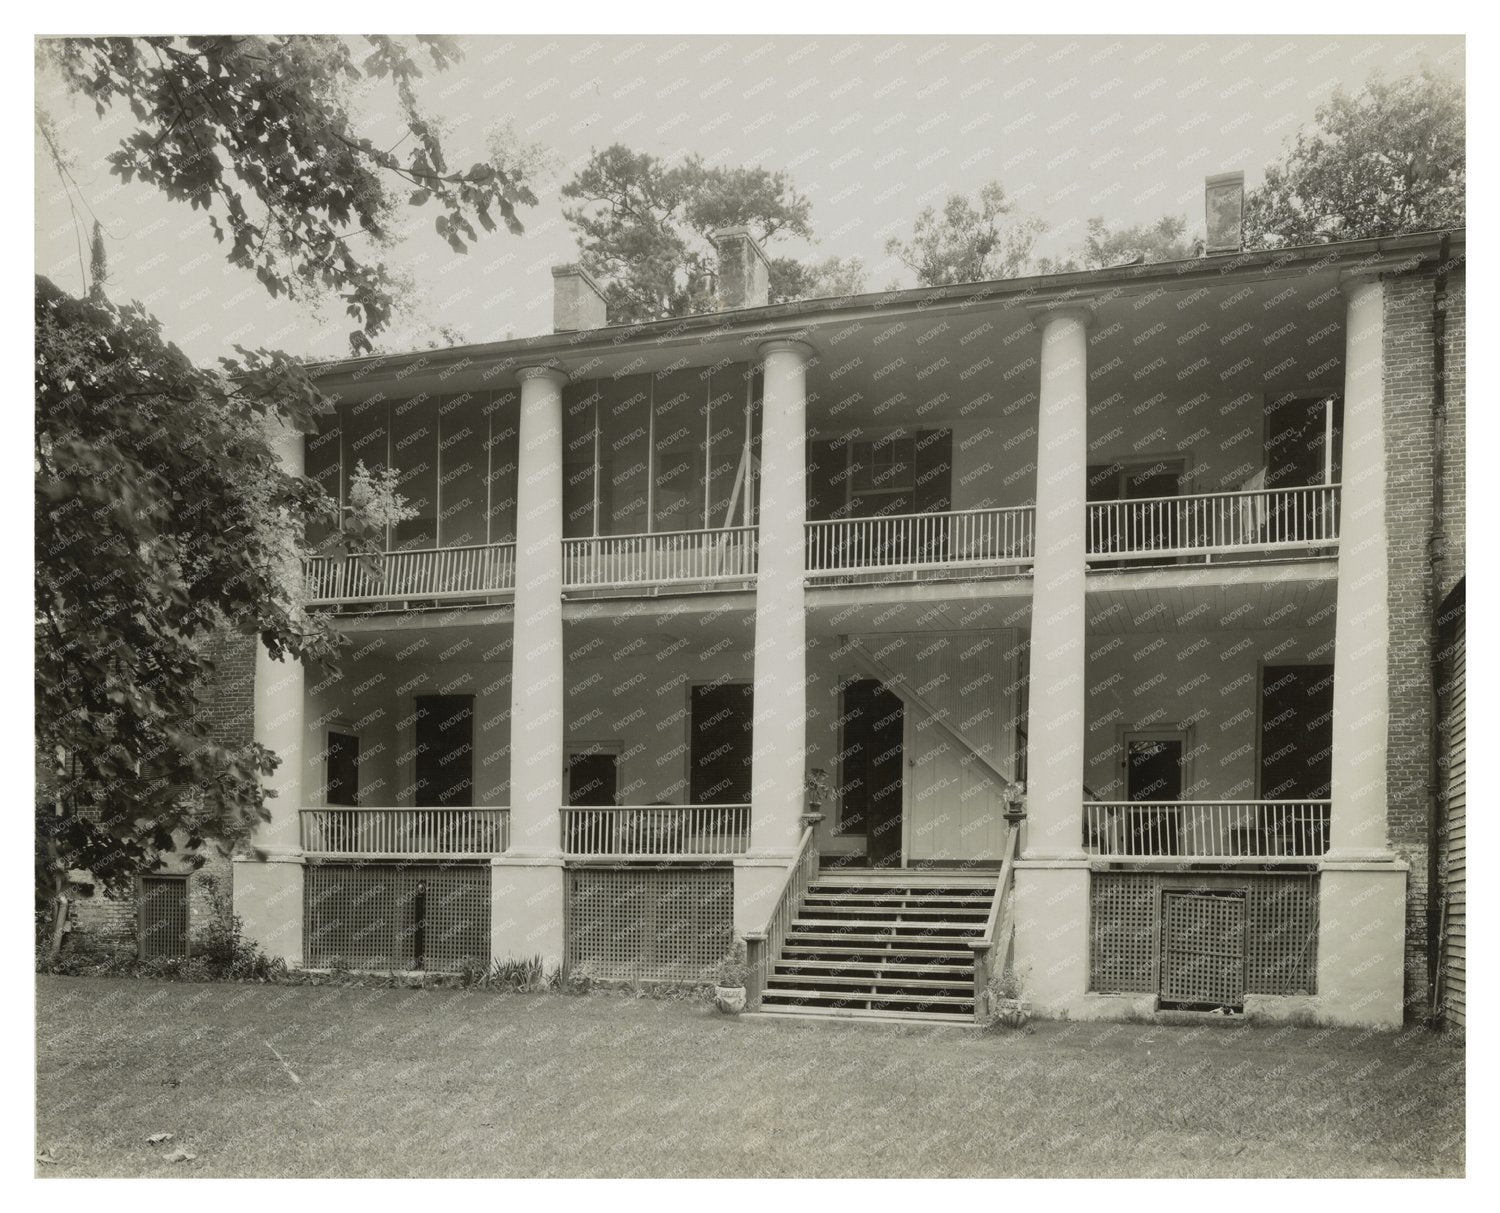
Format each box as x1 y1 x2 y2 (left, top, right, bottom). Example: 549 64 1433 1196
413 694 474 807
841 679 905 867
1123 730 1185 855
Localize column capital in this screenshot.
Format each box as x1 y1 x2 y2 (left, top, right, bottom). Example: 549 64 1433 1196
1027 299 1096 328
515 364 569 386
1338 269 1384 290
757 337 815 362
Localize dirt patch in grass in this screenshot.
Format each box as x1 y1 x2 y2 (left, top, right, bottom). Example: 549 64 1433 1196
35 976 1464 1178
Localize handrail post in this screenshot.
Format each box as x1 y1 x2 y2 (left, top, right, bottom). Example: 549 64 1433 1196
743 931 767 1009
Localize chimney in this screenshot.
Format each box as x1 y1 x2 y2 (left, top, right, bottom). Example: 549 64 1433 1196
712 227 771 311
1204 171 1246 255
551 264 608 332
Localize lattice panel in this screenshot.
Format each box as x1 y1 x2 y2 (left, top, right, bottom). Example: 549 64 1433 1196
566 866 732 982
303 863 490 973
1160 891 1246 1006
1090 872 1318 997
140 877 189 959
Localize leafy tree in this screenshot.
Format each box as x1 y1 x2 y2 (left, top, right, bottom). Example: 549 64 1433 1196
884 181 1045 287
768 254 868 305
35 35 514 950
1036 214 1197 274
40 35 539 353
561 144 861 322
1245 68 1465 247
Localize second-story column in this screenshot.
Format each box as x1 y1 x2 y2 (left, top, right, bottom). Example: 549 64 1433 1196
1023 305 1092 858
492 364 569 971
748 339 813 870
1327 274 1391 859
509 365 569 851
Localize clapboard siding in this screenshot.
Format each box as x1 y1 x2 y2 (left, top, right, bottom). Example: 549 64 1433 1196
1442 607 1466 1028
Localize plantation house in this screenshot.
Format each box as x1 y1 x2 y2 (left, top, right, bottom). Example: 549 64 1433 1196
89 174 1467 1029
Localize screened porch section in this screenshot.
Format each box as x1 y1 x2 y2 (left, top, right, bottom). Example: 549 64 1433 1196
559 363 763 593
301 389 521 609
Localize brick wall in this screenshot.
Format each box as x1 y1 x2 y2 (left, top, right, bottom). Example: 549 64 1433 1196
63 630 259 956
1381 257 1466 1017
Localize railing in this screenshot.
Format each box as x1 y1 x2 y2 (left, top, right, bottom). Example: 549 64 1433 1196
744 822 820 1009
971 825 1019 1023
805 506 1034 579
299 807 511 857
304 543 516 606
1082 800 1332 861
559 804 752 857
562 527 758 590
1087 484 1339 563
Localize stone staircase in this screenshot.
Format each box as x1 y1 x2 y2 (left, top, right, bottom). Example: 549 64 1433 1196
757 868 998 1024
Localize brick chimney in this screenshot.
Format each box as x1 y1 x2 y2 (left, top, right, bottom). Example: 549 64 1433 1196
1204 171 1246 255
551 264 608 332
712 227 771 311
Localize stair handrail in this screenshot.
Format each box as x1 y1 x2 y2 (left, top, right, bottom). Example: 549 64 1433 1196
969 825 1020 1023
744 820 819 1009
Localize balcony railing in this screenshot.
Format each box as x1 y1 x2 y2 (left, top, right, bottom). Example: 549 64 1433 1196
562 527 757 591
1087 484 1339 564
300 807 511 857
560 804 752 857
1082 800 1332 862
805 506 1035 580
304 543 516 607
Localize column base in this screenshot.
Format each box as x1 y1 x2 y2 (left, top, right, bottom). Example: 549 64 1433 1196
490 855 565 972
1315 862 1408 1028
1011 859 1091 1018
733 853 796 935
231 855 304 968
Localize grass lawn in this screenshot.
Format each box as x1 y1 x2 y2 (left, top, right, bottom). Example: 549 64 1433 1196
36 975 1463 1178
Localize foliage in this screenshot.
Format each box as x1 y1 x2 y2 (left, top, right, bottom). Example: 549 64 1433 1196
195 873 286 980
561 143 861 322
34 276 399 938
1245 68 1465 247
768 255 868 305
40 36 538 353
884 181 1045 287
716 938 749 988
1036 215 1197 274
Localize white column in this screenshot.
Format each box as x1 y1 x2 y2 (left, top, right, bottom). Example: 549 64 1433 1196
749 339 812 857
492 365 569 972
254 416 307 854
508 365 568 854
1023 306 1091 859
235 416 307 965
1328 275 1390 858
1012 305 1092 1019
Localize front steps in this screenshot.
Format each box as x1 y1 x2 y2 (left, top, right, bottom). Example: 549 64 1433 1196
758 869 997 1024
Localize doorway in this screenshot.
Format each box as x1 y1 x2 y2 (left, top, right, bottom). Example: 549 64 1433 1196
840 679 905 867
1260 663 1334 853
1122 728 1186 855
1088 459 1188 563
567 749 619 806
413 694 474 807
326 729 360 807
689 683 754 804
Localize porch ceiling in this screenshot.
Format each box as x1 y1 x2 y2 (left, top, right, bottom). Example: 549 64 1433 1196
1086 559 1338 633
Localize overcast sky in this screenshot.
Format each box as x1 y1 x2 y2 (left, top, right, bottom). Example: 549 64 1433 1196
34 34 1464 364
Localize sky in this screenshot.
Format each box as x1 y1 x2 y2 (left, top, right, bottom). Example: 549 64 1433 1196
34 33 1465 365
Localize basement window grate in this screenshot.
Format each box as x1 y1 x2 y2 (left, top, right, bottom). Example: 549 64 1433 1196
303 862 490 973
139 875 189 959
565 866 732 982
1089 871 1318 998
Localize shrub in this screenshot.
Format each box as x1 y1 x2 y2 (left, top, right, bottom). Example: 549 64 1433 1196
716 939 748 988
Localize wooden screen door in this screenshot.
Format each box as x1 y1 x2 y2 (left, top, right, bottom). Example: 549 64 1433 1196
841 679 905 867
413 694 474 807
1123 730 1185 855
